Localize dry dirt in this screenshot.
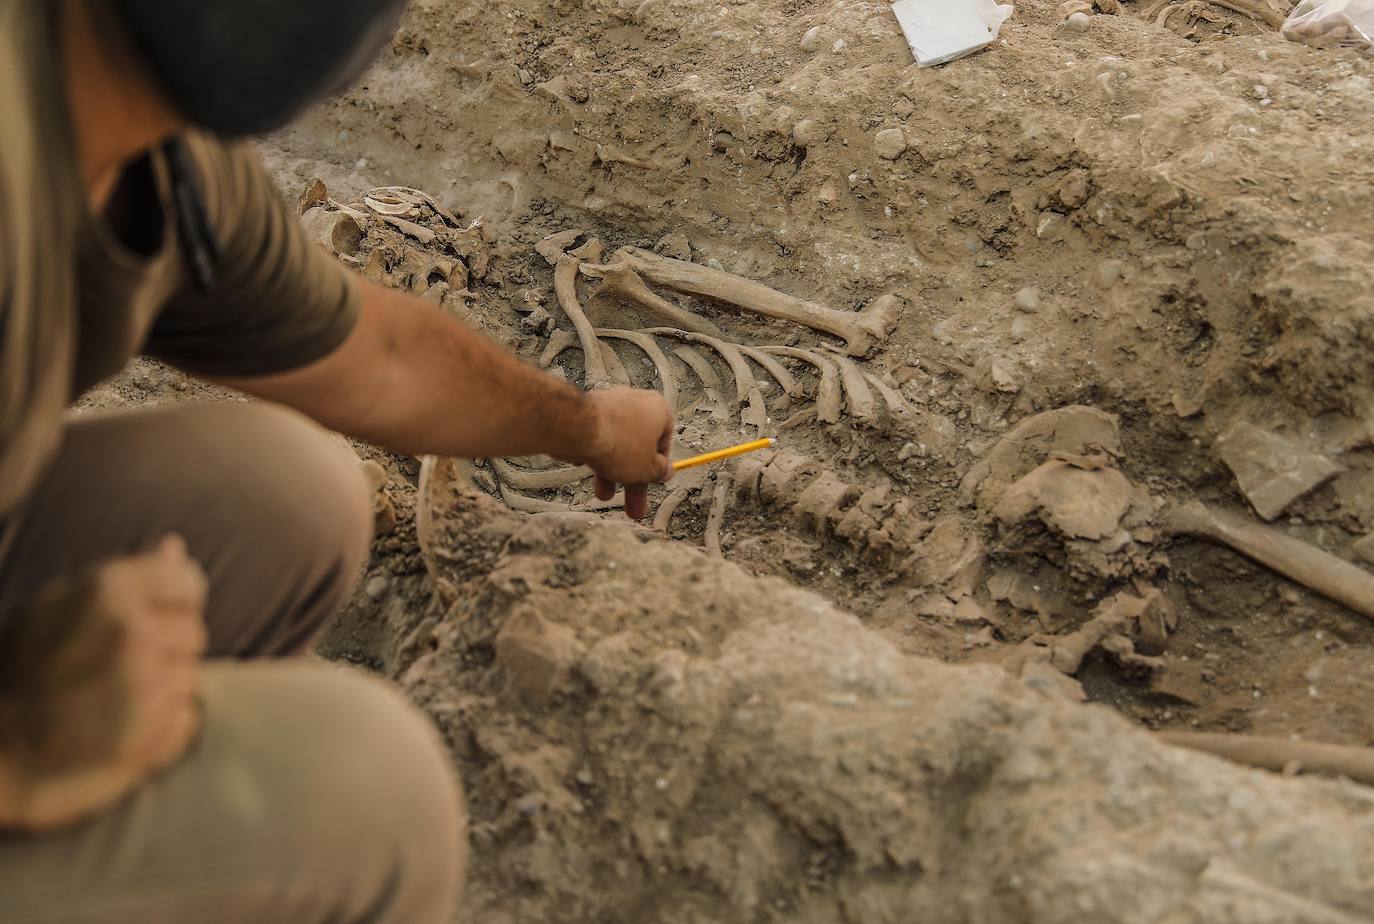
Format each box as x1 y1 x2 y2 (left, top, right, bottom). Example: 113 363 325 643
91 0 1374 919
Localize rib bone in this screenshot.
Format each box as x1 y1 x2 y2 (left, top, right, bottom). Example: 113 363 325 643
830 354 880 422
580 259 723 337
762 347 842 424
612 247 900 356
1163 502 1374 622
499 482 623 514
596 329 681 409
643 328 755 407
491 457 593 491
554 256 608 388
737 346 804 401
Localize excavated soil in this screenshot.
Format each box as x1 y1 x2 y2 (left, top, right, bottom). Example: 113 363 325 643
90 0 1374 919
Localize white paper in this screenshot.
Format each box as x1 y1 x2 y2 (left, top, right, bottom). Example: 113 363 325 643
891 0 1015 67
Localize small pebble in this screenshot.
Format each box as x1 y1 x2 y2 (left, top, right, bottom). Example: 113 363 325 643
799 25 822 52
1253 84 1269 100
365 575 390 601
1014 287 1041 313
1185 231 1206 251
1010 315 1030 343
832 38 847 52
1063 11 1091 32
873 128 907 160
707 258 724 271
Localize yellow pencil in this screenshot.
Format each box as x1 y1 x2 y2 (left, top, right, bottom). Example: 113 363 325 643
672 437 776 472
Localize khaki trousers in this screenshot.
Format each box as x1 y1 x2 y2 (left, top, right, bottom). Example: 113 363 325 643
0 403 466 923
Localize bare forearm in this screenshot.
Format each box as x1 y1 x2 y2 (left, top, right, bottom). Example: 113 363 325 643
221 281 606 463
350 286 599 459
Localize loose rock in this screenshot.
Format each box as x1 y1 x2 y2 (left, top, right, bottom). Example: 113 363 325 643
874 128 907 160
1014 287 1041 313
1214 422 1342 522
799 25 822 52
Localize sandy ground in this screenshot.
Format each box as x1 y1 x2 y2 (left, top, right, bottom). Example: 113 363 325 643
89 0 1374 919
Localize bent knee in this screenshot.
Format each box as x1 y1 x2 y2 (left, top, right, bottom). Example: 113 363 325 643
205 662 467 918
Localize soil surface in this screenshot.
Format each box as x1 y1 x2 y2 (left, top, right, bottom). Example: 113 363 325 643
90 0 1374 919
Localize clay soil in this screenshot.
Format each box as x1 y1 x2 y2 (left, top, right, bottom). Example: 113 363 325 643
93 0 1374 919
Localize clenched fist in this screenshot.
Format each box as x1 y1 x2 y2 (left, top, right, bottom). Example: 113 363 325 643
559 387 674 520
0 535 208 832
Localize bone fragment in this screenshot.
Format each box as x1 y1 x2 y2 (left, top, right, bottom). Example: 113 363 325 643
491 457 593 491
364 191 421 218
743 386 768 434
600 342 632 386
371 185 462 227
537 229 586 266
500 482 623 514
539 329 578 368
761 347 842 424
580 259 723 337
653 485 693 533
299 176 329 215
1159 732 1374 787
864 371 911 416
568 237 605 264
704 471 734 557
380 214 437 245
596 329 681 409
554 256 609 388
615 247 899 356
829 354 880 422
1163 502 1374 622
1206 0 1286 28
300 207 364 256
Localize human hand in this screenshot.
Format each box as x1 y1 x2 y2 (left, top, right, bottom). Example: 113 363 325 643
569 387 674 519
0 535 208 832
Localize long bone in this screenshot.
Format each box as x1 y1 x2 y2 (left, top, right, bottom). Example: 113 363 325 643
490 457 593 491
595 328 681 409
1159 732 1374 787
579 258 724 338
761 347 843 424
1163 502 1374 622
553 256 609 388
608 248 900 357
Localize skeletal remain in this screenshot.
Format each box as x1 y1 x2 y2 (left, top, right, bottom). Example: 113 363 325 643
579 258 724 337
737 346 803 402
863 371 911 417
653 485 693 533
1158 732 1374 787
671 345 732 422
539 329 578 368
371 185 462 227
599 342 632 386
568 237 605 264
300 207 364 256
500 482 624 514
554 256 609 388
643 328 756 407
364 190 422 218
762 347 842 424
380 214 437 245
299 176 329 215
704 471 734 557
536 229 586 266
1163 502 1374 622
490 457 593 492
827 353 880 422
595 329 681 409
606 248 901 357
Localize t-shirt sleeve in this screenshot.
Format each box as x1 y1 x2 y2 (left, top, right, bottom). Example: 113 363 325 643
145 134 360 377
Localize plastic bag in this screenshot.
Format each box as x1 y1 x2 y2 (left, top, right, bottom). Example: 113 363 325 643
1282 0 1374 54
891 0 1015 68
